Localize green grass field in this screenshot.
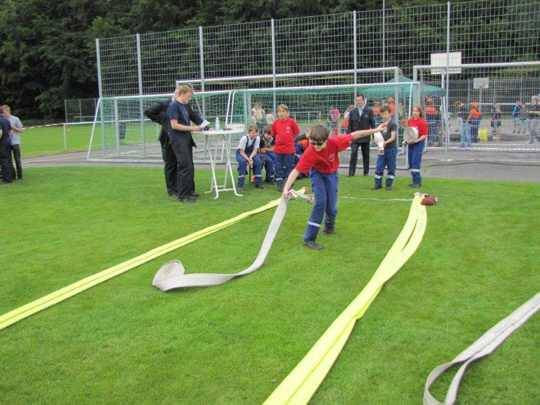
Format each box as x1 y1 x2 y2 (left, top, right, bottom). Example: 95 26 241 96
0 167 538 404
22 122 165 157
20 124 91 157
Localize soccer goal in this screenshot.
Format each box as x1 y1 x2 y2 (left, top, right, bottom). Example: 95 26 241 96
87 78 423 168
86 89 244 162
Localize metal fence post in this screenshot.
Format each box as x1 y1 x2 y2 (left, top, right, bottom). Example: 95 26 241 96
114 98 120 157
95 38 105 156
96 39 103 99
199 26 206 116
353 11 357 97
64 99 69 123
271 18 277 115
445 1 451 160
136 33 145 157
382 0 386 81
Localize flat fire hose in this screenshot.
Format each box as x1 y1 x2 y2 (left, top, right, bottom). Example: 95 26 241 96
152 189 312 290
0 194 295 331
264 193 427 404
424 292 540 405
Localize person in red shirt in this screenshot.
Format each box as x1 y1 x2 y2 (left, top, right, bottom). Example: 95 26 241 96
272 104 300 191
402 106 429 188
282 122 386 250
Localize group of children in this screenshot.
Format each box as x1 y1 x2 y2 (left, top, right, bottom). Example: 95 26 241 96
236 102 430 250
236 104 301 192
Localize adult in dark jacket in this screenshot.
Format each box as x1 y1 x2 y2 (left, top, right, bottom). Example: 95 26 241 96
0 106 13 183
347 94 375 176
167 84 208 203
144 100 177 196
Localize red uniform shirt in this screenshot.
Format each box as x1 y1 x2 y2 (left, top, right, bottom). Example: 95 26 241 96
296 134 352 175
272 118 300 154
407 117 429 140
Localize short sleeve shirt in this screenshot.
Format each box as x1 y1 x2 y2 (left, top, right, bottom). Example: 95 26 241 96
296 134 352 175
8 116 23 145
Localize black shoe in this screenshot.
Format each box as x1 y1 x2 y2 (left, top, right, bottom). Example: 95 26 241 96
168 191 178 198
323 228 335 235
190 192 200 198
304 240 323 250
372 186 382 190
385 186 393 191
408 183 420 188
255 183 264 189
179 195 197 203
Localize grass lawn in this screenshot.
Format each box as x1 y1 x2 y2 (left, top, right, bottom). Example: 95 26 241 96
0 167 538 404
21 124 92 157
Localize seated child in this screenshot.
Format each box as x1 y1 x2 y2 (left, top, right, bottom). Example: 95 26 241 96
373 106 398 190
282 122 386 250
259 125 276 183
236 125 263 190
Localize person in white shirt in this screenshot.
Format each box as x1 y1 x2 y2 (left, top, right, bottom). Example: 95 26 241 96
1 105 25 180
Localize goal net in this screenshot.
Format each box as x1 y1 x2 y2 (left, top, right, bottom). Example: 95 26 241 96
87 80 423 165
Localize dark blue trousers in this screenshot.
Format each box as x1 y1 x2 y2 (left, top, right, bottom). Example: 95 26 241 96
304 170 338 242
374 147 397 188
275 153 295 187
236 151 262 187
408 140 425 186
260 152 276 182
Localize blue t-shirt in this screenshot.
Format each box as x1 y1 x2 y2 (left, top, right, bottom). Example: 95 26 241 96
166 100 202 136
0 116 11 145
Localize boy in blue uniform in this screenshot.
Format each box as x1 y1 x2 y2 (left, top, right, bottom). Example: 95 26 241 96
282 122 385 250
259 125 276 183
236 125 263 190
373 106 398 190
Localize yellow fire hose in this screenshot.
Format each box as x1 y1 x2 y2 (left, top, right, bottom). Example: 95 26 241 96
0 197 282 331
265 193 427 404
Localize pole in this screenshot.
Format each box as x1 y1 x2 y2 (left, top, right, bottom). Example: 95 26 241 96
199 26 206 116
136 33 145 157
114 98 120 157
63 123 67 151
444 1 451 159
95 39 103 98
382 0 386 82
271 18 277 115
95 38 105 155
353 11 358 97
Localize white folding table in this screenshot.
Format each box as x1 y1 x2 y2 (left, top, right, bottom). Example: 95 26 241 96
194 128 245 199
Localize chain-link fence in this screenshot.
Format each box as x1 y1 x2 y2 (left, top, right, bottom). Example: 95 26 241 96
96 0 539 97
89 0 540 164
64 98 98 123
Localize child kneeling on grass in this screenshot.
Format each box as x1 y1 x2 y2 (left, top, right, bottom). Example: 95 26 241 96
373 106 398 191
282 122 386 250
236 125 263 191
